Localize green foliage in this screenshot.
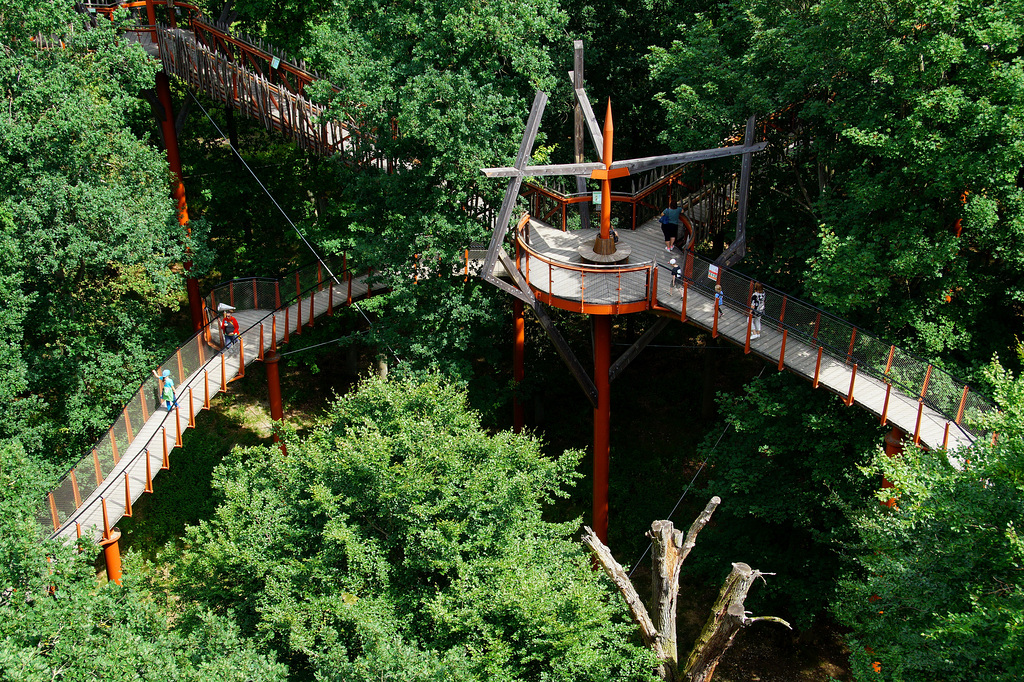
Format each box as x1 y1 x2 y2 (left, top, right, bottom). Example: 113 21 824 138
1 1 199 462
0 440 286 682
649 0 1024 377
167 375 657 680
835 357 1024 681
691 372 881 627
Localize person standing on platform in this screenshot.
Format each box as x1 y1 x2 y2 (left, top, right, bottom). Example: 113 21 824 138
669 259 683 288
751 282 766 339
219 304 240 351
152 369 179 411
658 199 683 251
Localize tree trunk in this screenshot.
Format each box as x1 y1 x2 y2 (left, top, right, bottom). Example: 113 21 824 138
682 563 791 682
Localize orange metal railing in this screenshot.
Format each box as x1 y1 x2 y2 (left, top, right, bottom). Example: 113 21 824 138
513 216 654 314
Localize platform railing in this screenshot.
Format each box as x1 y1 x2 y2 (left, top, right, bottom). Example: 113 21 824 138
514 218 654 312
38 254 361 538
680 250 997 440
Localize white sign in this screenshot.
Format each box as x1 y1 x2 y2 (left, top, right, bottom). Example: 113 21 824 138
271 56 281 70
592 191 601 205
708 265 720 282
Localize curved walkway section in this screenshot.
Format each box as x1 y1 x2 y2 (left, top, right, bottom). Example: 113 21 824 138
40 255 379 542
517 218 996 455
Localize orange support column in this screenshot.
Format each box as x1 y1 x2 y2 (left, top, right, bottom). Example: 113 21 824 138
593 314 612 543
882 427 904 508
99 498 122 585
512 299 525 433
264 350 287 456
156 72 203 331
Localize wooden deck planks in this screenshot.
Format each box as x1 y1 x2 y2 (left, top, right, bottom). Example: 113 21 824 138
522 220 974 455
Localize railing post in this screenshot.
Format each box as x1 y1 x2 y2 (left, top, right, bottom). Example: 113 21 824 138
93 448 102 486
70 471 82 508
275 281 281 308
176 349 185 384
188 387 195 427
140 386 149 422
880 383 892 425
271 314 278 351
920 364 933 399
284 307 290 343
681 281 688 322
238 338 245 378
846 363 858 406
884 345 895 375
110 432 120 464
943 422 950 450
221 353 227 391
124 473 132 517
779 295 787 324
48 493 59 532
328 281 334 316
229 281 235 306
847 328 857 364
955 385 969 424
204 370 211 409
296 296 303 335
259 323 265 360
347 271 353 306
813 312 821 339
252 279 258 308
913 400 925 446
777 330 787 371
162 428 169 469
124 410 134 444
145 449 153 493
813 346 823 388
744 311 753 353
175 406 182 447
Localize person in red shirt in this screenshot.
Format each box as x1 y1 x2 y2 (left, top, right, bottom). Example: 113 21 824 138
221 311 240 350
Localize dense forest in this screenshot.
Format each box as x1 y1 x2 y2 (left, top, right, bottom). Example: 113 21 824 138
2 0 1023 679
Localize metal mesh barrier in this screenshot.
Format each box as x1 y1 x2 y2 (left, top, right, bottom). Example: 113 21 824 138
684 251 996 437
41 253 358 537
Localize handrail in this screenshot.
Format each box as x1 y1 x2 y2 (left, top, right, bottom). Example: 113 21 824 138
680 250 997 439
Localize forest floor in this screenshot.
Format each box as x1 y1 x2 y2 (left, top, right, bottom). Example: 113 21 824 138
115 313 852 681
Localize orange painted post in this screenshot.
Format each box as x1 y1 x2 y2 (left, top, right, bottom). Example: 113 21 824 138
48 493 59 532
203 371 210 409
882 427 904 508
465 249 470 281
275 281 281 308
943 422 950 450
162 428 170 469
76 523 81 539
846 364 858 406
813 346 823 388
252 279 258 308
846 328 857 364
264 350 287 456
93 449 102 485
347 271 353 306
140 386 149 422
884 345 895 375
777 330 788 371
98 502 122 585
913 401 924 445
712 299 719 338
110 433 120 464
813 313 821 339
513 298 525 434
156 71 202 331
188 387 195 428
271 315 278 351
284 307 290 343
175 407 183 447
70 471 82 508
744 311 753 353
328 283 334 316
220 353 227 391
230 281 235 307
880 383 892 425
593 314 612 544
779 296 787 325
296 296 303 335
920 364 933 399
145 449 153 493
309 290 315 327
124 410 134 444
176 349 185 384
238 339 245 378
259 323 265 360
198 334 205 365
955 385 969 424
124 473 132 517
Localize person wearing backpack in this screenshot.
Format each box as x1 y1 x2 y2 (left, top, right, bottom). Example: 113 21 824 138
750 282 766 339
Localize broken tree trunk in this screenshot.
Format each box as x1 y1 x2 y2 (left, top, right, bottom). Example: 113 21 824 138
682 562 792 682
649 497 722 680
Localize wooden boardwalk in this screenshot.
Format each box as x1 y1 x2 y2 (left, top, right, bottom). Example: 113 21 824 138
523 221 984 457
48 272 376 542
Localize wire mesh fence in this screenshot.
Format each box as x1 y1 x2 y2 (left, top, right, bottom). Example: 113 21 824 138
683 250 997 438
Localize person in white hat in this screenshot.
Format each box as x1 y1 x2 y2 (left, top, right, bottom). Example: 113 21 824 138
669 258 683 289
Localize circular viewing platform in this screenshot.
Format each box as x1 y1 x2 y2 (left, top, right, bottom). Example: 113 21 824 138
513 215 686 315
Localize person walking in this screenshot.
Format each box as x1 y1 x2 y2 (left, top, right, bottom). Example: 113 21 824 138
715 284 724 311
152 369 179 411
750 282 766 339
220 308 240 351
658 199 684 251
669 258 683 289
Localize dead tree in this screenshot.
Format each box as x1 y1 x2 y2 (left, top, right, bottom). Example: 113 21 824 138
582 497 790 682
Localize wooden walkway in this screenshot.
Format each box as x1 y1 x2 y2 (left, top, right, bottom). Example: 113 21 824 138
523 221 984 457
48 272 376 542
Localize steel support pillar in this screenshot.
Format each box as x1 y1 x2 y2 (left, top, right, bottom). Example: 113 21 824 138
156 72 203 331
265 350 287 455
99 530 122 586
593 315 612 543
513 299 525 433
881 427 904 508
